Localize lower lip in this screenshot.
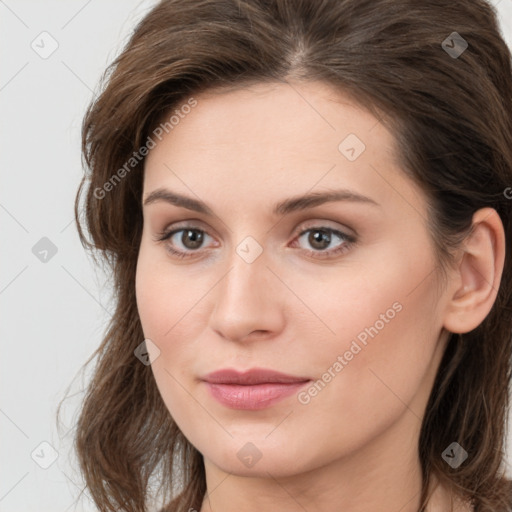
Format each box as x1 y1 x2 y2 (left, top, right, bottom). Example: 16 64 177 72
203 381 311 410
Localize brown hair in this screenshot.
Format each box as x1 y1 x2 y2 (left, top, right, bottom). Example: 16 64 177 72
57 0 512 510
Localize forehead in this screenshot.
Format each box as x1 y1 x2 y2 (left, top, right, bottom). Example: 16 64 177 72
142 80 425 220
148 80 389 155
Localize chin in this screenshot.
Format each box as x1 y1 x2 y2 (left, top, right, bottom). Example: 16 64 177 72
200 437 321 479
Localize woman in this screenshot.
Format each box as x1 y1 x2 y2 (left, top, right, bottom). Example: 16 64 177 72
62 0 512 510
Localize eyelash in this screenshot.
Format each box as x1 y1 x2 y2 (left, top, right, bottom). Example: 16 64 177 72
154 225 357 259
153 223 357 260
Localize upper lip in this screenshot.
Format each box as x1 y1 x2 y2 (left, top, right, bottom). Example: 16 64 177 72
202 368 312 385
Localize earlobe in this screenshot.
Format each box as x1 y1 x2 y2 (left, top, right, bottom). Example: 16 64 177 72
443 208 505 334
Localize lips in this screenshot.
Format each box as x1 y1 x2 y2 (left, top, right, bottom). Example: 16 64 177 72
201 368 312 410
202 368 312 385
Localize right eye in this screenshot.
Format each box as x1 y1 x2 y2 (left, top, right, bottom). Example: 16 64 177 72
153 225 217 259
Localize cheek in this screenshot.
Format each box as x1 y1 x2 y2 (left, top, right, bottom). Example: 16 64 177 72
298 247 441 442
135 247 210 434
135 242 216 386
135 239 204 341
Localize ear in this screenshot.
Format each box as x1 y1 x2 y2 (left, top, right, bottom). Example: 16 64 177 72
443 207 506 334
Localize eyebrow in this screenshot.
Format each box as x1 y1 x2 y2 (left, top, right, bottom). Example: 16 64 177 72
142 187 380 216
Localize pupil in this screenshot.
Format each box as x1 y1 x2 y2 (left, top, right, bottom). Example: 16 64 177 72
184 230 203 249
310 229 330 250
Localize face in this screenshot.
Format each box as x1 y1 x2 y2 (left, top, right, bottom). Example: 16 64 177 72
135 80 450 479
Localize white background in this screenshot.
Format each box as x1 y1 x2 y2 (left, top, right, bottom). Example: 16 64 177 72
1 1 511 510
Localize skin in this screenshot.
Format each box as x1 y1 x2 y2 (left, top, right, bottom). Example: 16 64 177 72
135 80 505 512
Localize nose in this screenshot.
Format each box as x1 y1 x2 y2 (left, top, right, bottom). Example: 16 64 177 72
209 246 286 343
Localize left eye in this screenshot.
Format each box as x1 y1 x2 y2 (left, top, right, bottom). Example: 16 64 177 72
293 227 355 257
153 225 356 260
